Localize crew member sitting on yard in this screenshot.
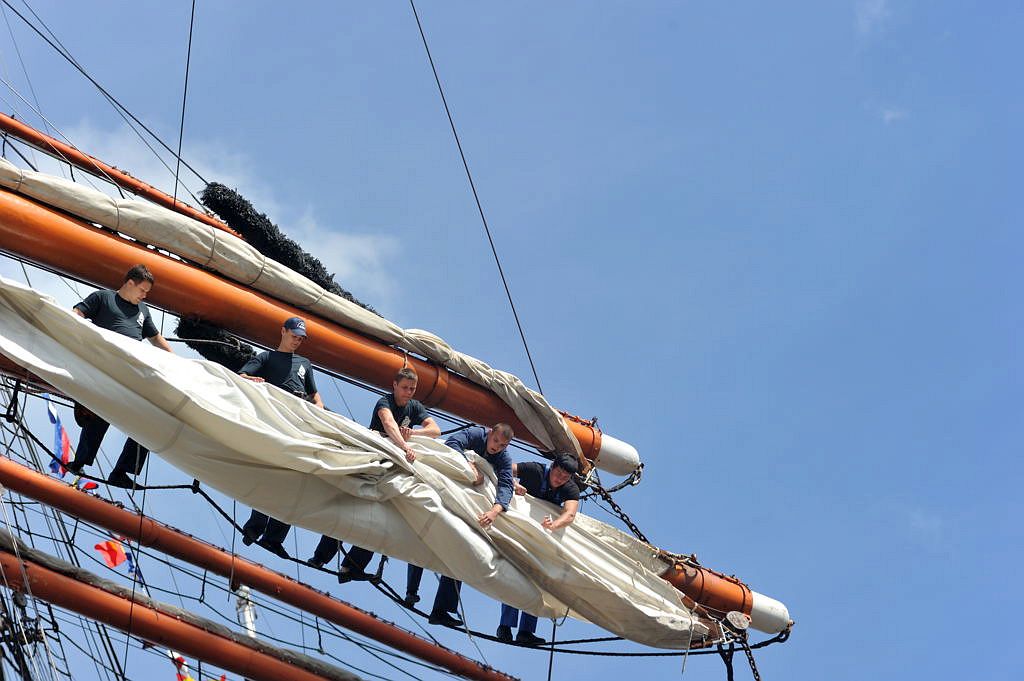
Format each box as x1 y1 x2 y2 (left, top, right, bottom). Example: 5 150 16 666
307 367 440 574
407 423 515 627
238 316 324 559
496 452 581 646
66 264 174 488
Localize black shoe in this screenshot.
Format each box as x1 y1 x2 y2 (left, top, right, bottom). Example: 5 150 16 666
428 611 464 628
106 471 134 489
256 538 290 559
241 530 259 546
337 566 355 584
65 461 84 476
496 625 513 643
515 631 545 646
402 592 420 608
307 557 326 569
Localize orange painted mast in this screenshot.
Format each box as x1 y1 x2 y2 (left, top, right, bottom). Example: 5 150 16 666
0 456 517 681
0 548 356 681
0 187 605 463
0 112 238 238
0 187 793 635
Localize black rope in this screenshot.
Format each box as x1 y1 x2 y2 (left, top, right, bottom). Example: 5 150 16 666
0 0 209 185
172 0 197 204
408 0 545 396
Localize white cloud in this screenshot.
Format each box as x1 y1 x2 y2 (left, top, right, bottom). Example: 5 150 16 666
13 122 397 310
291 209 399 304
855 0 891 34
881 107 908 124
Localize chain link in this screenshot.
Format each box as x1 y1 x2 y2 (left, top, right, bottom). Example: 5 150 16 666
588 480 649 544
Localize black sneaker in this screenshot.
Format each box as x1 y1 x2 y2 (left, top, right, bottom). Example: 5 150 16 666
256 539 290 559
307 557 326 569
65 461 84 476
106 471 134 489
402 592 421 608
515 631 545 646
241 529 260 546
428 611 464 628
496 625 513 643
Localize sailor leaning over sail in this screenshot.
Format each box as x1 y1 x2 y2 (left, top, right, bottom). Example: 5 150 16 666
238 316 325 558
67 264 174 487
496 452 580 645
308 367 440 570
404 423 517 628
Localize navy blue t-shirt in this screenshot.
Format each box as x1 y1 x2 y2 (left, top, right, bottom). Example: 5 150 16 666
369 393 428 434
445 426 515 510
515 461 580 505
238 350 317 396
74 289 158 341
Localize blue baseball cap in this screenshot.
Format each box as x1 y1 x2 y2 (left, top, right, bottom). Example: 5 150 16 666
283 316 307 337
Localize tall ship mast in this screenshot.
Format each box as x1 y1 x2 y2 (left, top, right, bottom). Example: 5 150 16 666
0 4 792 680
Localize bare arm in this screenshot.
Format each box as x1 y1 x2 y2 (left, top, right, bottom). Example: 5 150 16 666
148 333 174 353
311 392 324 409
543 499 579 531
73 308 85 318
477 503 503 528
416 416 440 438
379 408 416 462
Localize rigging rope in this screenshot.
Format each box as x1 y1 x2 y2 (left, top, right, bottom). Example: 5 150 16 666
408 0 546 396
0 382 793 672
173 0 197 205
0 0 209 187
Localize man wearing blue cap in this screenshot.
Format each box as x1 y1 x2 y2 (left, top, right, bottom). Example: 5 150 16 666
238 316 324 558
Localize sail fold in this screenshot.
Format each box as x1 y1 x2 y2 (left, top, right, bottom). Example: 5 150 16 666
0 278 701 648
0 158 599 469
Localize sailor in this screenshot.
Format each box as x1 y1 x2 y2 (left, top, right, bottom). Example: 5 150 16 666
409 423 516 627
307 367 440 574
238 316 324 559
495 452 581 646
66 264 174 487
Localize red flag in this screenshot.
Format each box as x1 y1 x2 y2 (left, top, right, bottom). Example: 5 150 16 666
94 539 127 568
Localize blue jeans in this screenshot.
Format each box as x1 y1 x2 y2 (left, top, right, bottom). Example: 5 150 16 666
499 603 538 634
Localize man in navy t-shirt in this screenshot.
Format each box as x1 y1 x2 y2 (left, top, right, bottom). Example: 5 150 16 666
307 367 439 576
496 452 581 645
239 316 324 558
67 264 174 487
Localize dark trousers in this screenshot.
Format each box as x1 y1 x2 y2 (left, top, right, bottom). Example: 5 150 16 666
432 576 461 615
341 545 376 572
407 565 461 614
407 564 425 595
499 603 538 633
73 416 149 474
242 510 291 545
113 438 150 475
311 535 341 564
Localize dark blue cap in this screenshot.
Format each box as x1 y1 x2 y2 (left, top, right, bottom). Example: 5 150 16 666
283 316 307 337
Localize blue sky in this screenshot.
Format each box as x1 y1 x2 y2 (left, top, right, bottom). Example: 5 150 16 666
0 1 1020 679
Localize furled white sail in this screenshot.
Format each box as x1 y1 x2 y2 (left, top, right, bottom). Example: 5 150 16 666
0 158 645 475
0 278 701 648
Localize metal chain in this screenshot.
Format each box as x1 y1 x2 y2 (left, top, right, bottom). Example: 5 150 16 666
589 480 649 544
739 631 763 681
